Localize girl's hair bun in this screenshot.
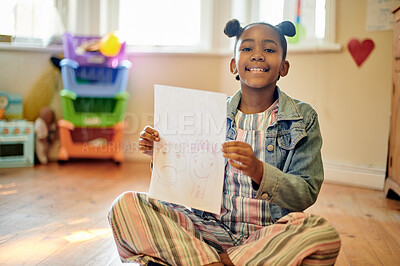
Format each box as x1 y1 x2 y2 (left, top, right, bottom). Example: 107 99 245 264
224 19 243 38
275 21 296 37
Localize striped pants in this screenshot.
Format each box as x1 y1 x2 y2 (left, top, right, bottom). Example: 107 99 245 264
108 192 341 266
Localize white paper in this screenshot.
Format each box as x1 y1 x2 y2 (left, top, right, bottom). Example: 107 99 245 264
148 85 227 214
367 0 400 31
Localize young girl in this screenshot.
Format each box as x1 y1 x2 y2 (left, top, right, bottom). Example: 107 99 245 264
108 19 341 265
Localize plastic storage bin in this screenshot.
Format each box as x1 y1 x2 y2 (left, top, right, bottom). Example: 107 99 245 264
57 119 124 163
60 89 129 127
63 33 126 68
60 59 131 98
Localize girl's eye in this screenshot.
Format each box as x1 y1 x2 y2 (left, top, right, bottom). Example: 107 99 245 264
241 47 252 52
265 48 275 53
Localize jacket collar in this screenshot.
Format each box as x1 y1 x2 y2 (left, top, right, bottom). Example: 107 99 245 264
227 86 303 122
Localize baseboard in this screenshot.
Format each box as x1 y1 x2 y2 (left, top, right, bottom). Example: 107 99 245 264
323 161 386 190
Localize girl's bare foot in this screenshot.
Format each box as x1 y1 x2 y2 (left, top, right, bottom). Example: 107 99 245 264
219 253 234 266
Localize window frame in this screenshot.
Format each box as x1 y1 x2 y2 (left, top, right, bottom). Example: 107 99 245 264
60 0 219 53
0 0 340 54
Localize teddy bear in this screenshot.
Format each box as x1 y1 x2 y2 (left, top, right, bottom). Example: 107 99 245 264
34 107 57 164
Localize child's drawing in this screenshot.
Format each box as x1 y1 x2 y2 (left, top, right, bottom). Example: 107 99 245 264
189 141 217 200
153 139 186 187
148 85 226 214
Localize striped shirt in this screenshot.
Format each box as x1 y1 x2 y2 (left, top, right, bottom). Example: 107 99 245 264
220 100 279 242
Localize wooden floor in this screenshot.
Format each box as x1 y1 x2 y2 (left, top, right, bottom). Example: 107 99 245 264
0 161 399 265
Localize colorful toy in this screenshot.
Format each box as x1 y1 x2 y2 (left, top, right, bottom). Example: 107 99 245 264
288 0 305 44
0 92 23 120
23 56 61 121
63 33 126 68
0 120 34 168
100 32 122 57
0 94 8 119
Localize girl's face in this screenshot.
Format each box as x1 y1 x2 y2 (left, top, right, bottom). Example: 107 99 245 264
230 24 289 91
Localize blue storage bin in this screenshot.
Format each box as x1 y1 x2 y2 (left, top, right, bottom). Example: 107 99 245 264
75 66 118 83
60 59 131 98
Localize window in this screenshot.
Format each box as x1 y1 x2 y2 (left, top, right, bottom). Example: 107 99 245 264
117 0 213 51
0 0 338 53
61 0 213 52
257 0 329 46
119 0 201 47
0 1 15 36
233 0 339 52
0 0 64 45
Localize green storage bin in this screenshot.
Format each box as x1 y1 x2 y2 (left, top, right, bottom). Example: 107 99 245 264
60 89 129 127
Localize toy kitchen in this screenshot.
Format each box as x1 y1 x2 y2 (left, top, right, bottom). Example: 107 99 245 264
0 92 34 168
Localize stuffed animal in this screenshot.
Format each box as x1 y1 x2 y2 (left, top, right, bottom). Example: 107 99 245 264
34 107 57 164
23 56 62 121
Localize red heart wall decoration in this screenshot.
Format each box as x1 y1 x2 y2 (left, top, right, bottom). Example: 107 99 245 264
347 38 375 67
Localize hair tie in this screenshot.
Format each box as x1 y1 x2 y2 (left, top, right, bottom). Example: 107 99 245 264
275 21 296 37
224 19 243 38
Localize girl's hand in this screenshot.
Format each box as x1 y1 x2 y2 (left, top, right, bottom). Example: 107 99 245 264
222 141 263 184
139 126 160 157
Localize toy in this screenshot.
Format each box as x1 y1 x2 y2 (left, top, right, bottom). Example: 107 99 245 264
0 94 8 119
23 56 62 121
0 92 23 120
0 120 34 168
288 0 305 44
64 32 126 68
34 107 57 164
99 32 122 57
76 32 122 57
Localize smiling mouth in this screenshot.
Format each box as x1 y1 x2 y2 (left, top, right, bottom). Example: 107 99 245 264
245 67 268 72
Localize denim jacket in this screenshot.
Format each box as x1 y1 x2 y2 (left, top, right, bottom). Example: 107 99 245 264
225 87 323 220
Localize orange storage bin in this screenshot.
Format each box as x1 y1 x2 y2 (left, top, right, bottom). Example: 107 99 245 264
57 119 124 163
